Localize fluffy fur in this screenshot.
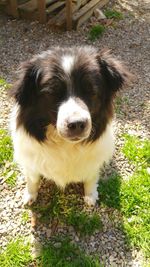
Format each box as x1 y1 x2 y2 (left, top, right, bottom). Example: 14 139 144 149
10 46 130 205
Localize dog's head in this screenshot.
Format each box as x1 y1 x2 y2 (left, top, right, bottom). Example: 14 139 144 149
11 47 131 143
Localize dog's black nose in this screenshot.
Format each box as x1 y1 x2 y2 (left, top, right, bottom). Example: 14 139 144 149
67 120 87 135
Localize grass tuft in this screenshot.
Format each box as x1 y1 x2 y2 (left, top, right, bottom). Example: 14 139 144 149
67 211 102 236
104 9 123 20
0 77 11 89
37 236 103 267
0 129 17 187
21 211 30 224
88 25 105 41
0 238 32 267
0 129 13 165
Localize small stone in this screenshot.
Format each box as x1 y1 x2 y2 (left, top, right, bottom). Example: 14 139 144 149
94 9 106 20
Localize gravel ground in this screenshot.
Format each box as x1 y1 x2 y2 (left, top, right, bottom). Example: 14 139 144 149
0 0 150 266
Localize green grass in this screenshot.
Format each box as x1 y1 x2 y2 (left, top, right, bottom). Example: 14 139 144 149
31 187 102 236
121 169 150 256
37 236 103 267
0 237 103 267
0 129 13 165
122 134 150 168
0 129 17 186
66 212 102 236
104 9 123 20
88 25 105 41
0 78 11 89
98 172 121 209
0 238 32 267
98 135 150 257
21 211 30 224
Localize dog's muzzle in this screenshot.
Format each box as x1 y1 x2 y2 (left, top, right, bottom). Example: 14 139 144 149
57 98 92 142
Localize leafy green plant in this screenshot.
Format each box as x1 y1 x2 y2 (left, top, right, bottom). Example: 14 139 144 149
104 9 123 20
88 25 105 41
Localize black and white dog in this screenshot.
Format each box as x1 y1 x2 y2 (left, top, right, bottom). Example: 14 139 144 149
10 46 130 205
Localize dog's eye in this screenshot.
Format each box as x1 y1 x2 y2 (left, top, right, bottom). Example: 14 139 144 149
41 80 66 98
82 82 97 96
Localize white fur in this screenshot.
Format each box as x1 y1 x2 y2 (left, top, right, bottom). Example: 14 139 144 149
57 97 91 140
62 55 74 74
10 104 114 205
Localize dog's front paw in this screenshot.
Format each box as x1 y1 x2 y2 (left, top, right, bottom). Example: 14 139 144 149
23 190 38 206
84 193 98 206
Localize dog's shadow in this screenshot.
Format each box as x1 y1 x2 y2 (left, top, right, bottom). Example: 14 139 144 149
26 162 133 266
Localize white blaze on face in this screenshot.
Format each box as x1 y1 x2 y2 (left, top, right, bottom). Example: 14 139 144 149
62 55 75 74
57 98 92 141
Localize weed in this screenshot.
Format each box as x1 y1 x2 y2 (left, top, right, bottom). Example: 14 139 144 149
0 78 11 89
3 167 17 187
67 211 102 236
0 129 13 165
0 238 32 267
37 236 103 267
88 25 105 41
21 211 30 224
0 129 17 187
104 9 123 20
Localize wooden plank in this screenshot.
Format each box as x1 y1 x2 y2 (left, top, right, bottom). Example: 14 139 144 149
37 0 46 23
48 3 78 29
73 0 109 29
46 0 56 5
9 0 19 17
73 0 100 20
46 1 65 14
66 0 72 30
18 0 37 12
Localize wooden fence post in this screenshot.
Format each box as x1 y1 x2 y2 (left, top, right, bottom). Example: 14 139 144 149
9 0 18 18
37 0 46 23
66 0 72 30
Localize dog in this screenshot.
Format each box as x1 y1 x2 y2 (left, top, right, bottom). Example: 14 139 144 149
10 46 130 206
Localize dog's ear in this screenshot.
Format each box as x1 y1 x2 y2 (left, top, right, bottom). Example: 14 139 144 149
97 50 132 94
10 60 42 106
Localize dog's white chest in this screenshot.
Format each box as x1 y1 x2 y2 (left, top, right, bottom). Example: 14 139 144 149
12 124 114 188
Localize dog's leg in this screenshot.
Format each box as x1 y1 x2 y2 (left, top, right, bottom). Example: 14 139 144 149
84 178 99 206
23 173 41 205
